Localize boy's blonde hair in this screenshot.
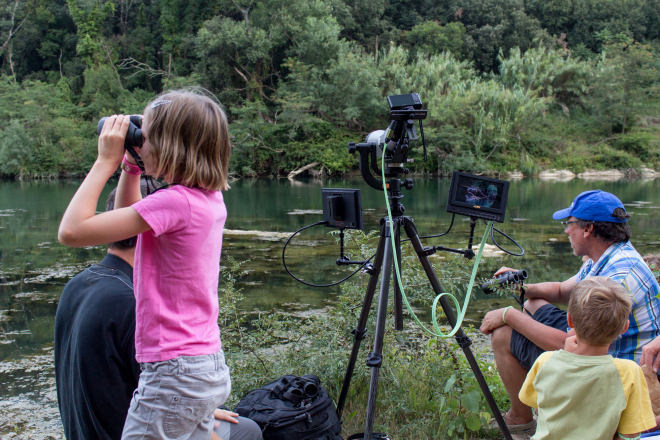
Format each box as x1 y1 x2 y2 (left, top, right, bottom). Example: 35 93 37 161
568 277 632 345
143 89 231 191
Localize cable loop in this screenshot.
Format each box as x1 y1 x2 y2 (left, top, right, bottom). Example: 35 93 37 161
282 221 374 287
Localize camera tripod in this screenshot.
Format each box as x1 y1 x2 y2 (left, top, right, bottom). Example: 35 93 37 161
335 178 513 440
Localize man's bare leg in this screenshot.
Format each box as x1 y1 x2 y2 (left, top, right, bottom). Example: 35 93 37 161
491 325 533 425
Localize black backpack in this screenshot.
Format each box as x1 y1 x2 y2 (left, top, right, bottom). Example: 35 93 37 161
234 374 343 440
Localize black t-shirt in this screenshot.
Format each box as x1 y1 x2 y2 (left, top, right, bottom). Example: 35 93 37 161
54 254 140 440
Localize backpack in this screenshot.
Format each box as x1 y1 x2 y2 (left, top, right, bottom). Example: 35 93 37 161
234 374 343 440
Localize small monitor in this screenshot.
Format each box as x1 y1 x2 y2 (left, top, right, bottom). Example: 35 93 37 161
387 93 422 110
322 188 363 230
446 172 509 222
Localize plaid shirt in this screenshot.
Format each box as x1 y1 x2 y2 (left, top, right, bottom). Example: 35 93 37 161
577 240 660 361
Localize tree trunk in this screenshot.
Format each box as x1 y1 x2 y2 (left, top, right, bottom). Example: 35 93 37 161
287 162 320 180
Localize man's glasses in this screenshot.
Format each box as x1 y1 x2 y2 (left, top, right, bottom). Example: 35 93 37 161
560 220 580 227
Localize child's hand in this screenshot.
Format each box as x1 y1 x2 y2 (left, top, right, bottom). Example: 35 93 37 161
564 334 579 353
98 115 130 167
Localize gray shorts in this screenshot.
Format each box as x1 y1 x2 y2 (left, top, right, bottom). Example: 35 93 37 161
122 349 231 440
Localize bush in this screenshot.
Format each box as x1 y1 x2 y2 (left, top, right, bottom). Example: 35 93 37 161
219 237 507 439
611 132 659 163
591 144 643 169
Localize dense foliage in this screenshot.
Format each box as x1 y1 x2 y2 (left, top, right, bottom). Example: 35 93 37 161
218 234 511 439
0 0 659 178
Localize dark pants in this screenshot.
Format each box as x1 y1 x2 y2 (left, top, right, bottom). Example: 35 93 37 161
510 304 568 370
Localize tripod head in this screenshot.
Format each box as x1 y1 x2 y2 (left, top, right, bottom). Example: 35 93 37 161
348 93 427 193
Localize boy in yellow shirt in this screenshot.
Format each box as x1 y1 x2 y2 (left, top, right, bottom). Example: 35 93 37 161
519 277 656 440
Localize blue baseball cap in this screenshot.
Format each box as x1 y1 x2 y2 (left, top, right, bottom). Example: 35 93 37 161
552 190 628 223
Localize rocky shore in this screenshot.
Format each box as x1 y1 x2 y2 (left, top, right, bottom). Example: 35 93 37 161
508 168 658 181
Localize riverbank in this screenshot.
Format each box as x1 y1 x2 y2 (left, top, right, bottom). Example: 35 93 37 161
514 167 659 181
301 167 660 182
2 178 660 439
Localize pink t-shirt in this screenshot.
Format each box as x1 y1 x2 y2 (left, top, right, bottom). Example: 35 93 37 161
131 185 226 362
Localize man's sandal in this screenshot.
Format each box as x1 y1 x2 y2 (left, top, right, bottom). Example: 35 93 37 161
488 412 537 433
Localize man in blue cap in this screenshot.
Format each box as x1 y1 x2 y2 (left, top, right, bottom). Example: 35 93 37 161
479 190 660 434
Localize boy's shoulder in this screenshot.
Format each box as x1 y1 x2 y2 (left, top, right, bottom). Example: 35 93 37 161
610 357 645 383
530 350 562 373
611 357 642 370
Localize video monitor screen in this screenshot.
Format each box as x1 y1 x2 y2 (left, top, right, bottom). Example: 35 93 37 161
446 172 509 222
322 188 363 230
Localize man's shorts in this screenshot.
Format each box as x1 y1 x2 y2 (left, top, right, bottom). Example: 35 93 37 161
510 304 568 370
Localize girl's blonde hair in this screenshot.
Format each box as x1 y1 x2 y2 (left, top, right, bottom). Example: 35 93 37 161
143 89 231 191
568 277 632 346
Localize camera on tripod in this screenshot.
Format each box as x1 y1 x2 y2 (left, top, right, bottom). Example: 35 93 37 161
283 92 522 440
347 93 428 190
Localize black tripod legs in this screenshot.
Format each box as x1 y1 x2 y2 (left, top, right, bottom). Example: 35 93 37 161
364 221 395 437
337 216 512 440
402 218 512 440
336 227 387 419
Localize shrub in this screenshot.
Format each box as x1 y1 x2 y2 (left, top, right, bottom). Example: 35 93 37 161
219 237 507 439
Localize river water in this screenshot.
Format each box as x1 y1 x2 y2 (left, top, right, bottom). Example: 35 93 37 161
1 176 659 438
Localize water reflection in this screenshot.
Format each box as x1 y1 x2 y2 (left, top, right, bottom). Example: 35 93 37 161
1 177 659 437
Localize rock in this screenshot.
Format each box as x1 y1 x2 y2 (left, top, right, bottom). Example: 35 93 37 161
538 169 575 181
224 229 292 241
577 169 625 181
508 170 524 180
640 168 658 179
472 243 506 257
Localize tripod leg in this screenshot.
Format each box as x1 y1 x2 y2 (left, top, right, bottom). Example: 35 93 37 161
402 218 513 440
393 224 403 331
337 224 387 418
364 220 395 439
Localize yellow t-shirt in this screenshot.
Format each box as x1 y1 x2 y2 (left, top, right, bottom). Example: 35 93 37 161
519 350 656 440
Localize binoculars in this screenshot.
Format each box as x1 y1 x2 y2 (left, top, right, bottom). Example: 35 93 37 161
481 269 528 295
97 115 143 149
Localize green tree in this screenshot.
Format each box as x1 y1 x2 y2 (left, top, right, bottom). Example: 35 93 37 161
66 0 115 67
497 46 592 107
436 0 550 71
589 39 659 134
405 21 469 59
277 19 382 129
196 14 274 103
525 0 651 52
0 76 94 177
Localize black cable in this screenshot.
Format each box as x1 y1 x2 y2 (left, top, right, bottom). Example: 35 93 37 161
403 213 456 243
490 223 525 256
282 221 375 287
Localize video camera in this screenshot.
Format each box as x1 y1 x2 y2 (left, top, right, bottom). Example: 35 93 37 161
348 93 427 191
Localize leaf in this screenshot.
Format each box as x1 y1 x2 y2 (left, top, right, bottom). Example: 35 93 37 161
444 374 457 393
466 413 482 431
460 390 481 413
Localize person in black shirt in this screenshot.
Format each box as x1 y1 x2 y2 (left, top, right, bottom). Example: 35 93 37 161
54 185 142 440
54 184 261 440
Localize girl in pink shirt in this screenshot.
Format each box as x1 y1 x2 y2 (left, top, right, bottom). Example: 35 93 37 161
59 90 232 439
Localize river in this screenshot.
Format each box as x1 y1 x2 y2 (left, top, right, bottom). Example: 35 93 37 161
1 176 659 438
